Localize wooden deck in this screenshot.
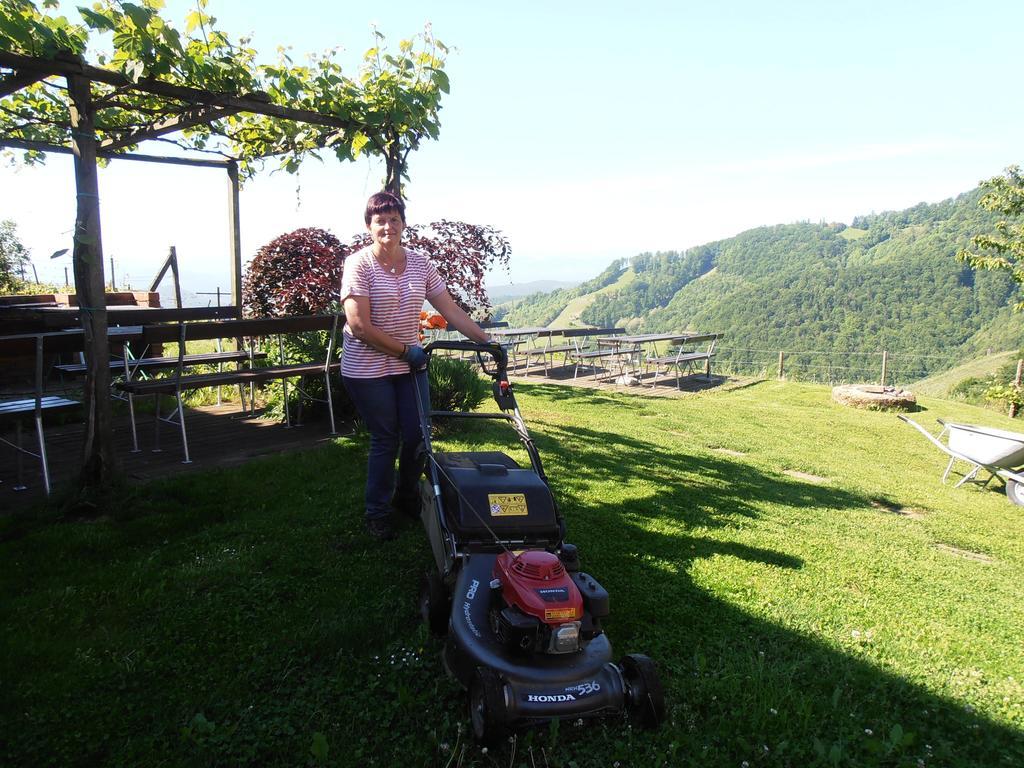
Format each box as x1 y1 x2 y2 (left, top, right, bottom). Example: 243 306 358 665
506 357 752 397
1 402 349 509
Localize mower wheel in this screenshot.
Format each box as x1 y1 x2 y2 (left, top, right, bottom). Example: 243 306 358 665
1006 478 1024 507
469 667 509 745
419 570 450 637
620 653 666 729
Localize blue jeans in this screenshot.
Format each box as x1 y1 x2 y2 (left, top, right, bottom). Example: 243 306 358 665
343 370 430 522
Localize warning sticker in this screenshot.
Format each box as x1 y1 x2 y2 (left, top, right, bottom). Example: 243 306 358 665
544 607 578 621
488 493 528 517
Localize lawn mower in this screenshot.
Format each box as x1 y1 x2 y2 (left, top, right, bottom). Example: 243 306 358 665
413 340 666 744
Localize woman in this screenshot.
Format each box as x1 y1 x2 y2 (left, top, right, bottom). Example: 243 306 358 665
340 191 492 541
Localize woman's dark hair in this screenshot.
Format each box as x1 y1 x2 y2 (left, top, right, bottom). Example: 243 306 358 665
364 191 406 226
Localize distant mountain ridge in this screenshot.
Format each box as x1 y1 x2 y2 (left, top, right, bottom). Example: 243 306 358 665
496 186 1024 378
487 279 577 302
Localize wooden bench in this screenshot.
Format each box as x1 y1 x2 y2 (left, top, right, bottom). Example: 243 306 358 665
645 333 722 388
522 328 575 375
55 349 267 380
52 327 269 454
563 328 627 379
115 315 342 463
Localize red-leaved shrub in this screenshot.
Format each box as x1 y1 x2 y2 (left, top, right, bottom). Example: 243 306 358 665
245 221 510 319
243 227 349 317
349 220 511 317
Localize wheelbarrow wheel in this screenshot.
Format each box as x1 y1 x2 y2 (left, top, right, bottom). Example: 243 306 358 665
1005 477 1024 506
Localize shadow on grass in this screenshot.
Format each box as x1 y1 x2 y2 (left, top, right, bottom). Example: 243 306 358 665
522 419 1024 766
532 418 864 528
519 364 732 391
1 423 1022 766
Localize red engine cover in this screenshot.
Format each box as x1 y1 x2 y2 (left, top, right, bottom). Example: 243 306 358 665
493 550 583 626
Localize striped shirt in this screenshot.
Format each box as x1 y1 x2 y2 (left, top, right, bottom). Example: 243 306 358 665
340 246 445 378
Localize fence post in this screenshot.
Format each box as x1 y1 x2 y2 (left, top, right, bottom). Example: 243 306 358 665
880 350 888 387
1011 359 1023 418
777 351 784 380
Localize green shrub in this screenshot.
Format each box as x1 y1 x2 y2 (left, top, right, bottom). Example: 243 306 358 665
260 344 487 426
950 349 1024 415
949 375 993 403
427 355 490 414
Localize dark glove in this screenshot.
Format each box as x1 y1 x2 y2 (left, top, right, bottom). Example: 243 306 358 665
400 343 428 369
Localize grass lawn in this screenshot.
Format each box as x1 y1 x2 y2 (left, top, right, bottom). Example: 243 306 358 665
2 380 1022 767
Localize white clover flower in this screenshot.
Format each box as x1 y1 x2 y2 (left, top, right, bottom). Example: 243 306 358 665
864 728 873 736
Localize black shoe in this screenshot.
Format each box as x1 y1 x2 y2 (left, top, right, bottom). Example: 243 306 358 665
393 494 421 520
365 517 397 542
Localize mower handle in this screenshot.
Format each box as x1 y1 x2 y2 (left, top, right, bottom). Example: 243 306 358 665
424 339 508 378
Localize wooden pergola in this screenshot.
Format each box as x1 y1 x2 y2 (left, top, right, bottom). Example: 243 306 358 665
0 49 362 489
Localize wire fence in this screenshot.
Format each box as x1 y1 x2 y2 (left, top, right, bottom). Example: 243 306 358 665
712 345 974 386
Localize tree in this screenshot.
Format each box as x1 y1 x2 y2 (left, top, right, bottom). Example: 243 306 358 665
0 219 31 291
0 1 449 188
0 0 452 493
957 165 1024 309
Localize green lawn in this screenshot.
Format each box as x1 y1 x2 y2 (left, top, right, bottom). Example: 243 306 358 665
2 381 1023 767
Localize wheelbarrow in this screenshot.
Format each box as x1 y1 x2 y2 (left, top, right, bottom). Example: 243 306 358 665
898 415 1024 505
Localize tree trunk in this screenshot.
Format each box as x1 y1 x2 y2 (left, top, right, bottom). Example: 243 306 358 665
383 131 404 199
68 71 116 490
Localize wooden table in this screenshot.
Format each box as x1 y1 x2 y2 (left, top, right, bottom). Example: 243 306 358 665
0 326 144 495
0 304 238 331
488 327 546 369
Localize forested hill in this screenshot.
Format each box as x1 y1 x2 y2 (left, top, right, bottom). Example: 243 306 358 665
495 188 1024 376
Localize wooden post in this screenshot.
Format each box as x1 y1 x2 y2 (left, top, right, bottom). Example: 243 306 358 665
1011 359 1023 418
68 69 116 489
168 246 183 309
880 350 888 387
109 255 115 290
777 351 784 380
227 160 243 319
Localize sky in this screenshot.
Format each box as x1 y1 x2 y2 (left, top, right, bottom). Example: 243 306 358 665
1 0 1022 294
